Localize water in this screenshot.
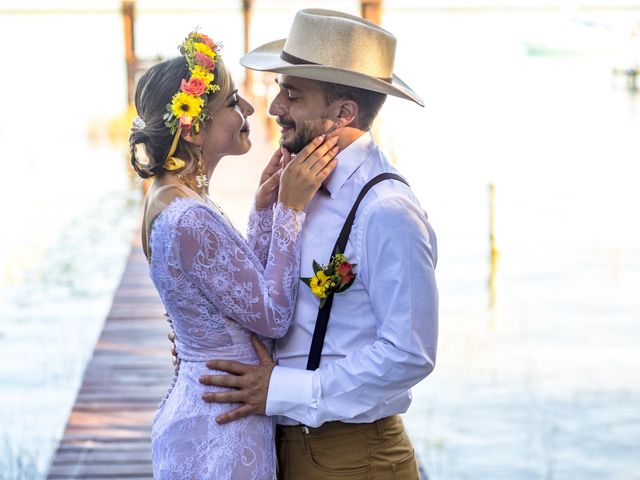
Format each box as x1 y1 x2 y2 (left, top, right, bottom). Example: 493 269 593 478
378 9 640 480
1 2 639 479
0 9 139 478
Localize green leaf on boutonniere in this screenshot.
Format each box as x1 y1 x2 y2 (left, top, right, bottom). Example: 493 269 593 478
300 277 312 287
319 298 327 309
312 260 324 274
336 274 357 293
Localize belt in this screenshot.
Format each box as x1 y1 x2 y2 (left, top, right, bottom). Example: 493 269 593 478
276 415 400 438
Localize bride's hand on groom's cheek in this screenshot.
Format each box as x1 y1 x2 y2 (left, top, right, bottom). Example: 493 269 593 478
255 148 286 210
199 335 275 424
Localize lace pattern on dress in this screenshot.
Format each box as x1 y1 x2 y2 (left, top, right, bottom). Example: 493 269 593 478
148 197 303 479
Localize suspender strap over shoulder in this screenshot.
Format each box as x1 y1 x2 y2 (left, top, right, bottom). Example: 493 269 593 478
306 173 409 371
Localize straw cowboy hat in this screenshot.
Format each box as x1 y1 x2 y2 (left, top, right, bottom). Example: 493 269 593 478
240 9 424 106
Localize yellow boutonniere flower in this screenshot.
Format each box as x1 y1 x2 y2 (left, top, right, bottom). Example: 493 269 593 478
309 270 330 299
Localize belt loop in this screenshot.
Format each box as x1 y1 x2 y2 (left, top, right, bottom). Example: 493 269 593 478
375 417 385 437
301 425 312 456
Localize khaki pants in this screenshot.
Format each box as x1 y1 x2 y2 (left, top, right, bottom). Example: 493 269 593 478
276 415 419 480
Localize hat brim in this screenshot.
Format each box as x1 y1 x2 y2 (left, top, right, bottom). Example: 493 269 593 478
240 39 424 107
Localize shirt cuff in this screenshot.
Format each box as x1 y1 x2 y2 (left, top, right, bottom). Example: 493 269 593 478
266 366 315 417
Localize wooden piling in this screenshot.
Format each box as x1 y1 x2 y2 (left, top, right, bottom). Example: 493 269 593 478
488 183 499 309
243 0 254 95
361 0 383 25
122 0 136 106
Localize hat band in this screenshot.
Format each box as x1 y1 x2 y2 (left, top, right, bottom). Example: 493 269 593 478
280 50 392 83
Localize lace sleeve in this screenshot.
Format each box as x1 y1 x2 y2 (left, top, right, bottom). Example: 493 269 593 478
176 202 305 338
246 201 274 268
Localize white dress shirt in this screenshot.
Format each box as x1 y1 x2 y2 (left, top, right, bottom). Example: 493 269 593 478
266 131 438 427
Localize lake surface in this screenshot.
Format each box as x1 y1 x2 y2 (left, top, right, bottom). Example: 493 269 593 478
0 2 639 479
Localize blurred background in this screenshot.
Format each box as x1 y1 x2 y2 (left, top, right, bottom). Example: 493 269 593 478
0 0 639 478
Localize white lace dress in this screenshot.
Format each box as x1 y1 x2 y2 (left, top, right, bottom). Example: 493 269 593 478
148 195 304 480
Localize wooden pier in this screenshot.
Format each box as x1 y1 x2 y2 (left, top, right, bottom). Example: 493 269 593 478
46 239 172 479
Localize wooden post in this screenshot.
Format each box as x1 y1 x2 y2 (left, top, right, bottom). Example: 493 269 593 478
122 0 136 105
243 0 254 95
488 183 499 309
361 0 382 25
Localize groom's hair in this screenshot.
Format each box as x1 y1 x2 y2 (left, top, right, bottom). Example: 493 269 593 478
317 81 387 130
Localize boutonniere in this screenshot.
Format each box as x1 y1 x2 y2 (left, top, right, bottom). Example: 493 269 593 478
300 253 357 308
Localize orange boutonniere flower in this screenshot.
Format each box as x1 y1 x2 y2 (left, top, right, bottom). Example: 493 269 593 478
301 253 357 308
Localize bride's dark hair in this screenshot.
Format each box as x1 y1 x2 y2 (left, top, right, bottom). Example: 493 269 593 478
129 56 231 179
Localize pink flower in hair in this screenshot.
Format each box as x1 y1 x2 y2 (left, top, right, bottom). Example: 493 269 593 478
194 52 215 70
198 34 217 50
181 77 206 96
179 115 193 129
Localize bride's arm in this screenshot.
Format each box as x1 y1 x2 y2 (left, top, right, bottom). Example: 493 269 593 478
246 202 273 268
246 148 289 266
177 203 305 338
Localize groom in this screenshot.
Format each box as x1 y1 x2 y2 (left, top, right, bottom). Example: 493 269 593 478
199 9 438 479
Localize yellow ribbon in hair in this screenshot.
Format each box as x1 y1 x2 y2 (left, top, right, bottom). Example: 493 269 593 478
163 128 185 171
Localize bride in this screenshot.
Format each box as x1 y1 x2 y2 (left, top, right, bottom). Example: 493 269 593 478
128 31 339 479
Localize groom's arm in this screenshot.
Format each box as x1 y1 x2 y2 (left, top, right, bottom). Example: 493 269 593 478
201 196 438 426
267 196 438 426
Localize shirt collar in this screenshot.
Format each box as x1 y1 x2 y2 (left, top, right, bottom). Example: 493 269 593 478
324 131 375 199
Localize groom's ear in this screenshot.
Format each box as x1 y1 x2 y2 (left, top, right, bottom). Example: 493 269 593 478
336 99 358 128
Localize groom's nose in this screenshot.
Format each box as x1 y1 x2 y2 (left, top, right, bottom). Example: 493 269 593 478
268 93 287 117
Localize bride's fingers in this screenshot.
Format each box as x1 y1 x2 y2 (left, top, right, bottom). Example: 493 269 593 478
288 134 325 165
268 148 283 168
299 136 339 169
260 148 283 185
260 169 282 193
316 158 338 180
280 147 292 168
309 145 340 176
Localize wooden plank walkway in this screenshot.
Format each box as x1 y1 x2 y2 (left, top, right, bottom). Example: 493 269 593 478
47 238 173 479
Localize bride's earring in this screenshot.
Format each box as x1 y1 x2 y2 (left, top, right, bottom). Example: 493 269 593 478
195 145 209 197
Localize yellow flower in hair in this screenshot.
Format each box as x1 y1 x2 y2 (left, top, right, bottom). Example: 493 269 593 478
191 65 214 85
193 42 216 59
170 92 203 119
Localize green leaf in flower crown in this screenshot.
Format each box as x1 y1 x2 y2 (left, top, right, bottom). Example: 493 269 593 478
300 277 312 287
312 260 324 274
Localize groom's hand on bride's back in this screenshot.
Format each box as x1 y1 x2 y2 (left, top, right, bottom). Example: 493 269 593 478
198 335 275 424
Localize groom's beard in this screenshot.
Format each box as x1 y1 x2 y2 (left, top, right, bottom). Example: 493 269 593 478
279 119 324 154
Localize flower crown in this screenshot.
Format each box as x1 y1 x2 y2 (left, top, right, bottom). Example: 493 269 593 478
162 31 222 168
